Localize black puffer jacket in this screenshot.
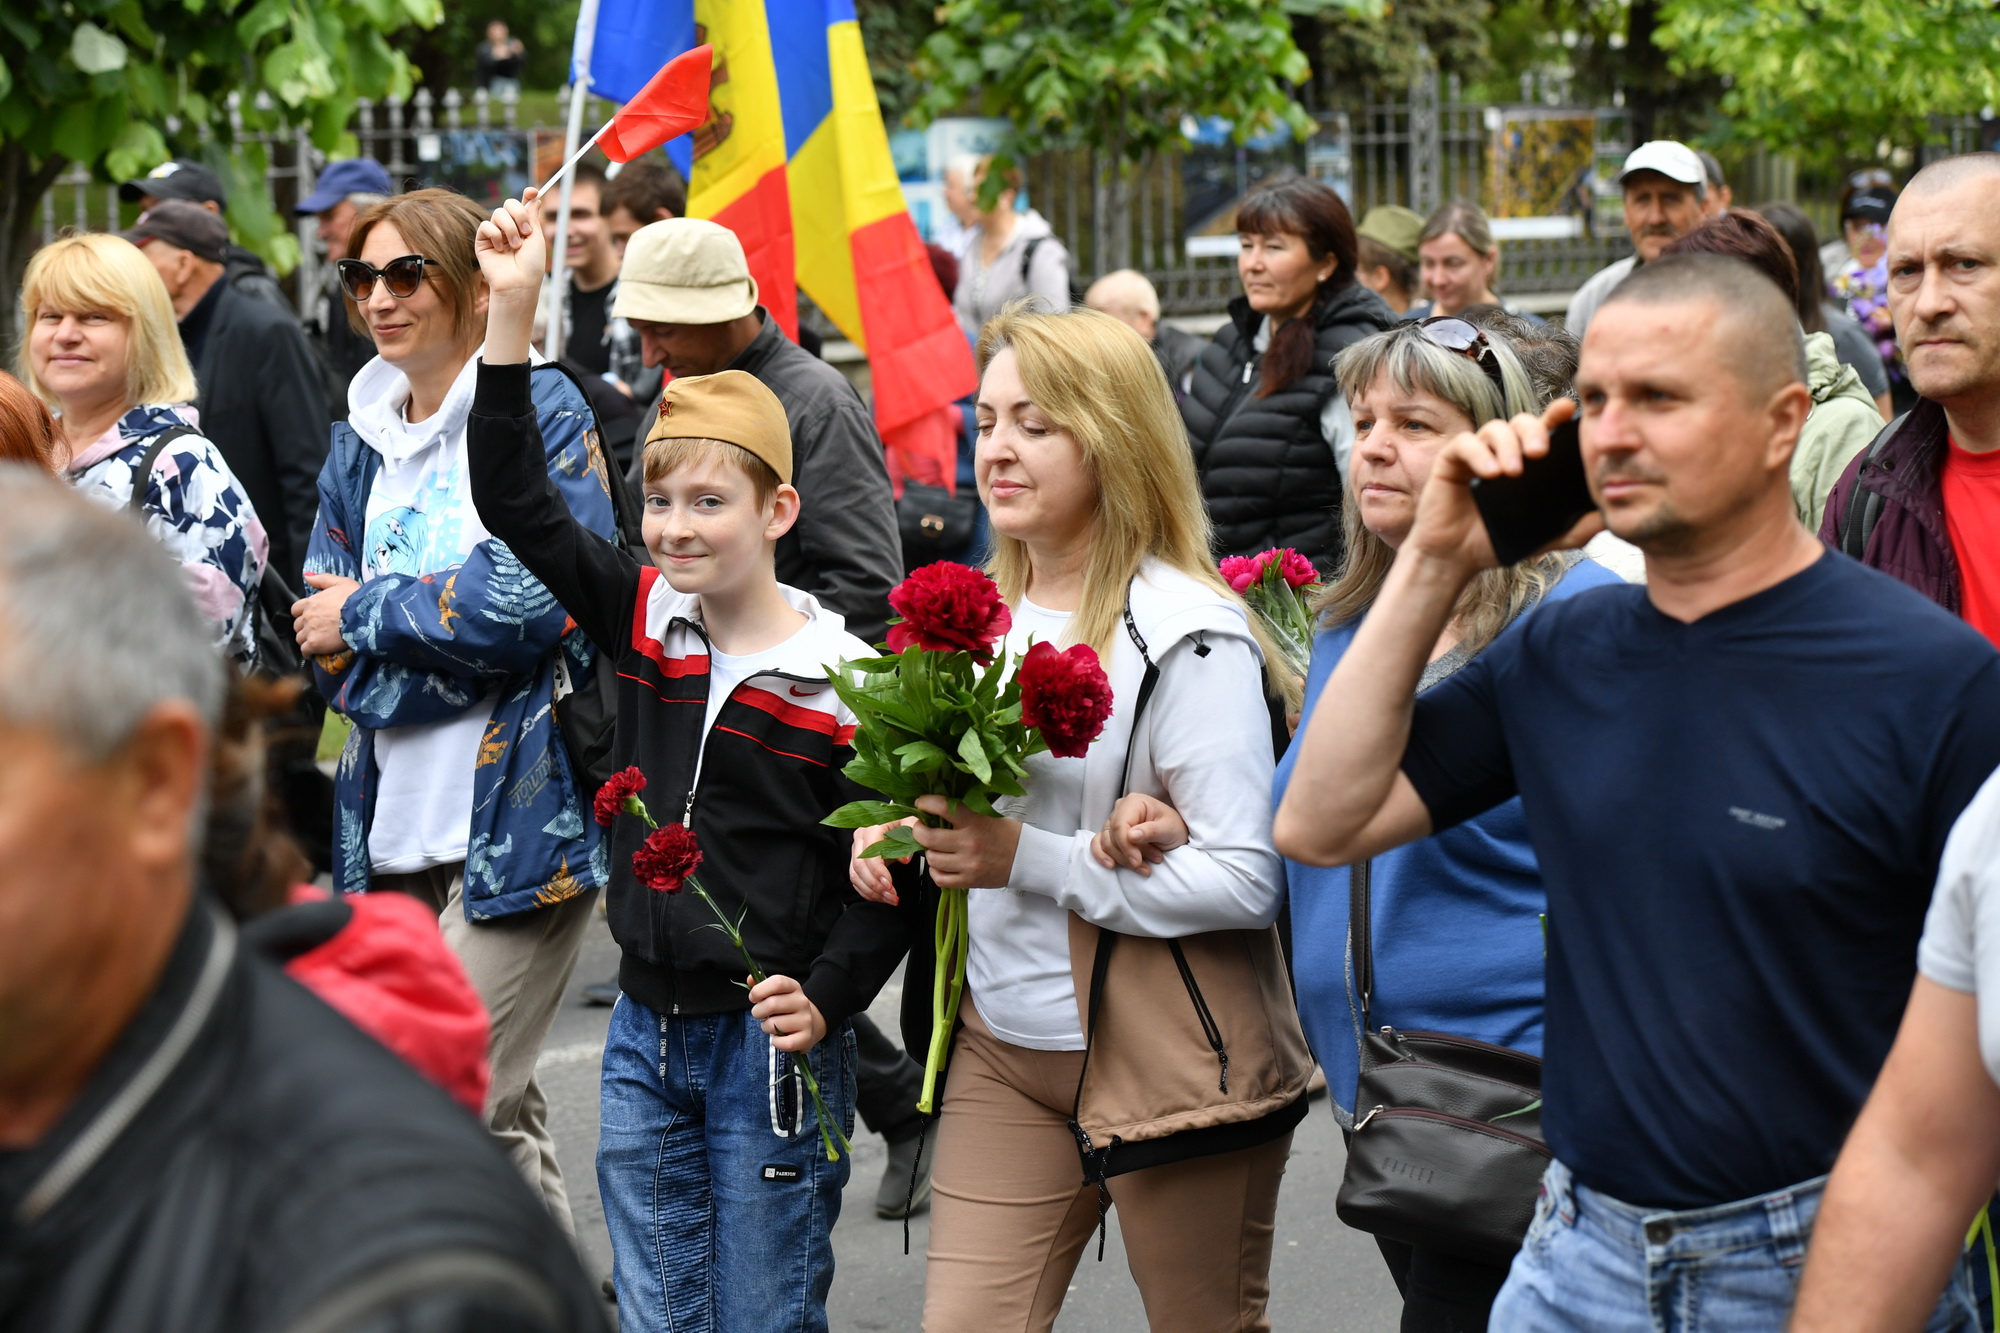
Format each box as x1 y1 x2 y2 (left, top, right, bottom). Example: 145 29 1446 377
0 903 605 1333
1182 284 1396 571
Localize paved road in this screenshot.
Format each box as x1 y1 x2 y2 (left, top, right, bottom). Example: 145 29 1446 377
539 914 1404 1330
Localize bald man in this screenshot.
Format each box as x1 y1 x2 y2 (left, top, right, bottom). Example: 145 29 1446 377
1794 155 2000 1333
1084 268 1203 397
1821 153 2000 643
1275 252 2000 1332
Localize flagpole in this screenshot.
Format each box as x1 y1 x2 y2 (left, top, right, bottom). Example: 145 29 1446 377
548 0 603 364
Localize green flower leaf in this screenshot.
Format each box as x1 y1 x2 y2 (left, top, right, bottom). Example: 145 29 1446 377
822 800 921 828
956 726 992 783
859 827 924 860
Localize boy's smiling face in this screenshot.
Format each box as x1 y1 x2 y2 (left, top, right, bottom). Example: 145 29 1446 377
642 453 799 598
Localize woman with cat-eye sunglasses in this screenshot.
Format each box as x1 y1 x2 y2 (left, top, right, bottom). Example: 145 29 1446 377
335 254 441 302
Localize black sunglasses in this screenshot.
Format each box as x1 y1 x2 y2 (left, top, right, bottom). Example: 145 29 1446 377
336 254 440 302
1412 316 1508 406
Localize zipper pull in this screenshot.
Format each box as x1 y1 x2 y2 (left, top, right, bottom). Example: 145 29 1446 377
682 790 696 825
1241 361 1254 385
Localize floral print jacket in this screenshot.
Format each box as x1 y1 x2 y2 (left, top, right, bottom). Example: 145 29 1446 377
305 365 619 918
67 405 268 665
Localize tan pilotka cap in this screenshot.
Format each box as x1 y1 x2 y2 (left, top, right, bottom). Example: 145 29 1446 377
645 370 793 483
614 218 760 325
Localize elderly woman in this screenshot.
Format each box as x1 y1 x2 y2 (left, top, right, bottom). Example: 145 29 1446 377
852 306 1310 1332
291 187 619 1229
17 233 265 662
1274 317 1620 1332
1182 176 1396 574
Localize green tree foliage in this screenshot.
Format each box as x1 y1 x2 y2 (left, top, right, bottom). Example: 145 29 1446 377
1655 0 2000 164
1286 0 1490 106
404 0 580 98
0 0 441 339
912 0 1339 272
853 0 937 129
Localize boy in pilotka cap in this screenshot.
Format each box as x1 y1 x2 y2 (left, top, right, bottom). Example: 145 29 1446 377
466 190 908 1332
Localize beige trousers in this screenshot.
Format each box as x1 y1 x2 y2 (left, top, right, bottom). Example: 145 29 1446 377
922 1001 1291 1333
373 863 598 1237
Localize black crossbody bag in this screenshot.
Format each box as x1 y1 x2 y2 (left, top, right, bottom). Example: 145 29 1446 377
1334 857 1552 1266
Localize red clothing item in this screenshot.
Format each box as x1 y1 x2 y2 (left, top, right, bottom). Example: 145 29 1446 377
1942 435 2000 647
283 886 491 1114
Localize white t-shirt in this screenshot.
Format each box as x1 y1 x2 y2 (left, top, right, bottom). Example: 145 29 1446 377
705 627 809 738
968 599 1089 1050
356 357 495 875
1918 766 2000 1087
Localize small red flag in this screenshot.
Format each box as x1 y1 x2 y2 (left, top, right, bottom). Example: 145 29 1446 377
600 46 714 163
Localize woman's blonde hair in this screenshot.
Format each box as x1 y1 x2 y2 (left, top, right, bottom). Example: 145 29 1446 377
1317 321 1570 654
15 233 197 410
977 304 1298 706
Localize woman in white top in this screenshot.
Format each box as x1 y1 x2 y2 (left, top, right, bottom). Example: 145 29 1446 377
851 306 1312 1333
289 188 618 1230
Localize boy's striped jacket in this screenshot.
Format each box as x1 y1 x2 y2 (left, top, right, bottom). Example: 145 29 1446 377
466 360 908 1029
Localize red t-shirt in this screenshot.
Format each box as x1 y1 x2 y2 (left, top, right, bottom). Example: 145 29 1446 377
1942 435 2000 647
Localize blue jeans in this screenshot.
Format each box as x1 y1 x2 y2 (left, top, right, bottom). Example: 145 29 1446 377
1492 1158 1979 1333
598 997 856 1333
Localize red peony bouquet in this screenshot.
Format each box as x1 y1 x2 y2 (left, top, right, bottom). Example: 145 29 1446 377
823 562 1113 1111
1220 547 1323 680
595 768 850 1161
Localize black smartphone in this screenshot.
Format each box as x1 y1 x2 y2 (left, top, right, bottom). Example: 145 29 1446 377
1468 413 1596 566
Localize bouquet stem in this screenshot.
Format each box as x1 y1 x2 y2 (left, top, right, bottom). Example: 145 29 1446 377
919 877 968 1114
688 881 852 1163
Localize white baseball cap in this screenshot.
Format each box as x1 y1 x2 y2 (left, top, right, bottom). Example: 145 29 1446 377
1616 141 1706 191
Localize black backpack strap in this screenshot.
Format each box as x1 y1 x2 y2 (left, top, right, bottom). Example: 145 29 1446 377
1837 412 1907 561
1018 235 1046 291
127 425 200 511
1348 857 1373 1028
530 360 646 551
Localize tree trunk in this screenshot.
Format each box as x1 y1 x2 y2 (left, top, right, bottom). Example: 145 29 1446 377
1626 0 1665 145
0 144 70 360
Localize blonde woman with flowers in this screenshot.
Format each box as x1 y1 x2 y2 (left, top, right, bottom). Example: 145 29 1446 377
850 305 1310 1333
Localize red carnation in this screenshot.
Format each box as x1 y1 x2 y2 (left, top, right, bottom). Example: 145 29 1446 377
885 562 1013 662
633 823 703 894
1019 641 1115 759
594 766 648 826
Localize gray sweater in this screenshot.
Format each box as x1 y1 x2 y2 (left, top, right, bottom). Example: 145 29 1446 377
954 209 1072 339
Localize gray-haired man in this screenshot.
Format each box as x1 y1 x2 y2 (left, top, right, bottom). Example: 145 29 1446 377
0 469 601 1332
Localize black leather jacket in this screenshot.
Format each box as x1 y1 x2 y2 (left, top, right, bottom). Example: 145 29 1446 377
0 903 605 1333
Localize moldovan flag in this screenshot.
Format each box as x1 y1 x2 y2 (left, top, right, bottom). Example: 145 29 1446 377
586 0 977 457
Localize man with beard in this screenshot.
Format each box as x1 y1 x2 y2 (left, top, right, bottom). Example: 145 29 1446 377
1564 141 1709 337
1277 252 2000 1331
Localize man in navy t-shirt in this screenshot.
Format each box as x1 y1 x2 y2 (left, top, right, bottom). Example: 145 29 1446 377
1275 252 2000 1332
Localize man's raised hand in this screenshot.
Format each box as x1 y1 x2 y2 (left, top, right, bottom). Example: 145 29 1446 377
1409 396 1601 572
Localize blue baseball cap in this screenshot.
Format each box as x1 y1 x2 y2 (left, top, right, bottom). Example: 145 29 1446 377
296 158 396 215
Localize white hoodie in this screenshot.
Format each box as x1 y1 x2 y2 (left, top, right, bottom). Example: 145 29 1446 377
346 348 539 874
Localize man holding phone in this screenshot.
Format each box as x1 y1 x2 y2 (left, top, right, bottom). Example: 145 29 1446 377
1275 253 2000 1331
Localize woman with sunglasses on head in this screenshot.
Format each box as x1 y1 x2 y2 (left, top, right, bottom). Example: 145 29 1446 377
1271 317 1621 1333
293 188 621 1232
1183 177 1397 577
16 233 267 663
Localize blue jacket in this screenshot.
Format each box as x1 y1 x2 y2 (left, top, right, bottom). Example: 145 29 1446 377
1274 557 1622 1122
304 364 619 918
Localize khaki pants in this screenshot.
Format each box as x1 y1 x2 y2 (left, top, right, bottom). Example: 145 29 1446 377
373 863 598 1237
923 1001 1290 1333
